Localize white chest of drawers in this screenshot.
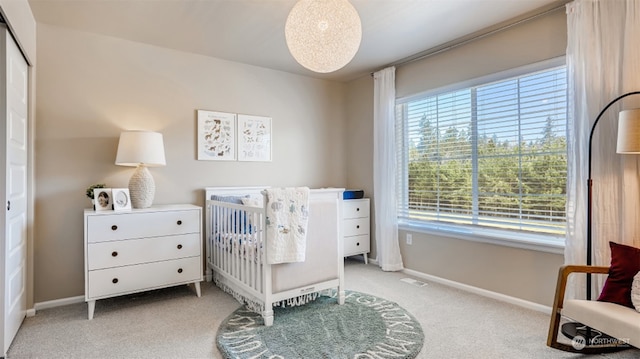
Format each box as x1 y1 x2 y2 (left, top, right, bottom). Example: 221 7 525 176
83 204 202 319
342 198 370 264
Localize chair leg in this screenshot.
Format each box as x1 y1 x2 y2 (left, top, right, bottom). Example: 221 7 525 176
547 265 570 350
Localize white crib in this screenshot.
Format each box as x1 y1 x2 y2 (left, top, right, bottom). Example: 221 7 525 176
204 186 345 326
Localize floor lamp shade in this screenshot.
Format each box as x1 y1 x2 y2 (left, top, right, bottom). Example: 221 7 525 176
115 131 166 209
616 109 640 153
285 0 361 73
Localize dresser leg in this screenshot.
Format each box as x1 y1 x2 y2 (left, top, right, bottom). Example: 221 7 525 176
87 300 95 320
194 282 201 297
363 254 368 265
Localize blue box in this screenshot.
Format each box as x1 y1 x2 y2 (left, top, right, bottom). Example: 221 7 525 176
343 189 364 200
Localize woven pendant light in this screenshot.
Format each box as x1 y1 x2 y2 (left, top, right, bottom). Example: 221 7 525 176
285 0 362 73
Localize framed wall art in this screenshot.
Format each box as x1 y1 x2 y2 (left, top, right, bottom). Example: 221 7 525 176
94 188 113 212
197 110 236 160
237 114 272 162
112 188 132 211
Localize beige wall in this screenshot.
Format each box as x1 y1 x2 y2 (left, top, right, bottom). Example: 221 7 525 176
344 74 376 258
35 7 569 307
34 24 347 303
396 7 568 99
345 7 567 307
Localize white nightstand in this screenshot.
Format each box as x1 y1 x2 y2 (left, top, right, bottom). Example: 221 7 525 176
83 204 202 319
342 198 370 264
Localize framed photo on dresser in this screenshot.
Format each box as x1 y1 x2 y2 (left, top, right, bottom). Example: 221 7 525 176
93 188 113 212
112 188 132 211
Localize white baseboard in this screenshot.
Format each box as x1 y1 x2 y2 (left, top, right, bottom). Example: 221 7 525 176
30 266 550 316
402 267 552 315
33 295 85 314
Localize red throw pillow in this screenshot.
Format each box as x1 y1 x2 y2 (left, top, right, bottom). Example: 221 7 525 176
597 241 640 308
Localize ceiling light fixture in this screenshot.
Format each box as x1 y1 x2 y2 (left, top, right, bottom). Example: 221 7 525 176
285 0 362 73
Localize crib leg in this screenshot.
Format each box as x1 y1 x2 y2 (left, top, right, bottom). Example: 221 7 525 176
263 309 274 326
337 290 345 305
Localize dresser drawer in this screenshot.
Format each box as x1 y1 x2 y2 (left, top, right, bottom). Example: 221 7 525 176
343 199 370 219
87 256 201 300
87 233 200 270
344 234 370 256
87 209 200 243
344 218 369 237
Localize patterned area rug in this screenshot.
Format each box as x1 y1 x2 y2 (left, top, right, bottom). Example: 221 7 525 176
217 290 424 358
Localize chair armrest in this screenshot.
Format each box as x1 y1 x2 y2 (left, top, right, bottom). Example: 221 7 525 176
553 265 610 311
546 265 609 351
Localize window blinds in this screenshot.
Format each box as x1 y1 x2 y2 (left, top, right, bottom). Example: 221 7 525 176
396 66 567 235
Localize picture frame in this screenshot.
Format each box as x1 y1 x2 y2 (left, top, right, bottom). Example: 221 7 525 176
112 188 132 211
237 114 272 162
94 188 113 212
197 110 237 161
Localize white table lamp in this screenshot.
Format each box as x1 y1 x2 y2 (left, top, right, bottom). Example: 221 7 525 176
115 131 166 209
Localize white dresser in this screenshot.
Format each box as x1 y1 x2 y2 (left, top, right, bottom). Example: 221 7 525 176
342 198 370 264
83 204 202 319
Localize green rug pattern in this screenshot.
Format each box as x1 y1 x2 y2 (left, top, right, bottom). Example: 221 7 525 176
217 290 424 359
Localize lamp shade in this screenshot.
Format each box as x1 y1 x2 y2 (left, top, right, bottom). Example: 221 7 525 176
115 131 166 167
285 0 361 73
616 109 640 153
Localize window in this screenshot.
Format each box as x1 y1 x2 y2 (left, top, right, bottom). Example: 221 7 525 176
396 62 567 242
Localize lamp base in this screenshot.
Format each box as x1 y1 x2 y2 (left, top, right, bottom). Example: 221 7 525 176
128 165 155 209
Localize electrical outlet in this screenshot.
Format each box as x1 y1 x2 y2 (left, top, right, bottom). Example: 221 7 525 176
406 233 412 245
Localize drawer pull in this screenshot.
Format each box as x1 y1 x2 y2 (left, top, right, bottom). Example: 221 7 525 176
177 244 183 250
177 220 183 225
356 242 360 246
111 225 118 231
356 225 360 229
177 268 183 274
111 251 118 257
356 208 360 211
112 278 118 284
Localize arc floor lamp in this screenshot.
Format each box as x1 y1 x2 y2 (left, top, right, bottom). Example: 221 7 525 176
561 91 640 346
586 91 640 296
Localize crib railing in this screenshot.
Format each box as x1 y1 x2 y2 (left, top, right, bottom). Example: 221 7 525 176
207 200 266 297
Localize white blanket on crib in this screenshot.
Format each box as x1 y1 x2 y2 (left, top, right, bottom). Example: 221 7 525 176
265 187 310 264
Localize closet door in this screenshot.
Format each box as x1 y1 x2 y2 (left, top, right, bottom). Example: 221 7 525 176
1 25 28 355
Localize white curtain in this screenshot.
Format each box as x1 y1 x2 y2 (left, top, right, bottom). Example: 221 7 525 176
565 0 640 300
373 66 403 271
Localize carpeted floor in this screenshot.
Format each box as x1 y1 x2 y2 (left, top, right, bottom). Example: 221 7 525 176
7 258 640 358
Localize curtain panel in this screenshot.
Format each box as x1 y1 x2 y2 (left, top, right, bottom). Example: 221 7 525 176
373 66 404 271
565 0 640 300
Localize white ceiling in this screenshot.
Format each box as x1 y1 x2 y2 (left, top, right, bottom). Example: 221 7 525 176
27 0 566 82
